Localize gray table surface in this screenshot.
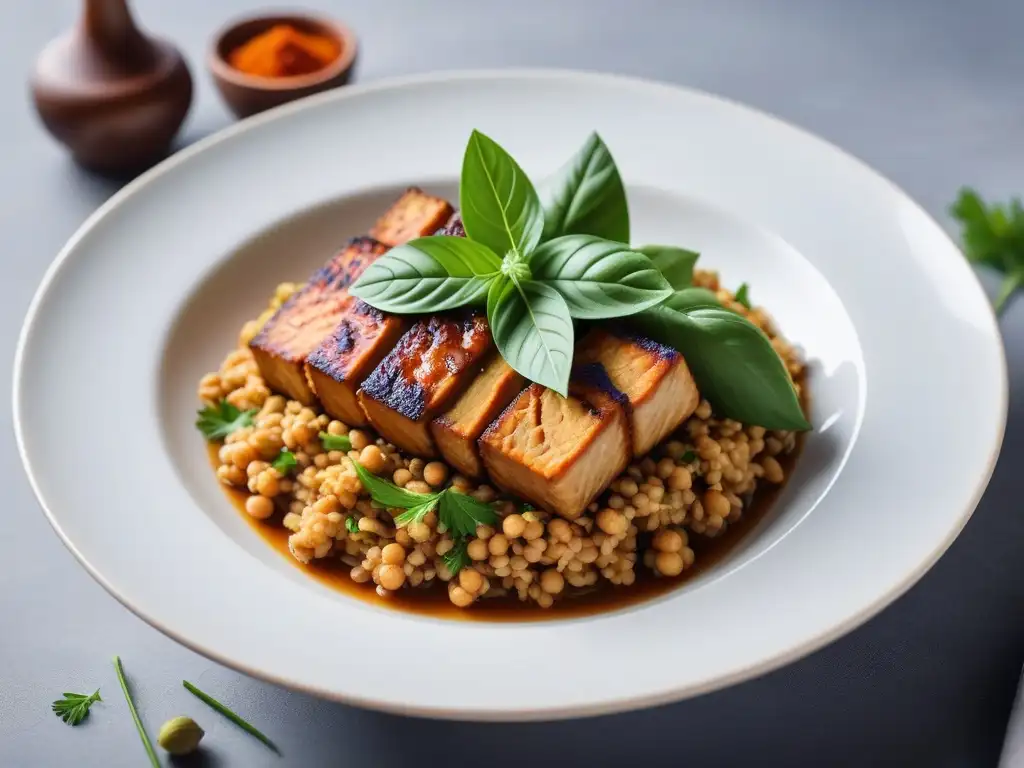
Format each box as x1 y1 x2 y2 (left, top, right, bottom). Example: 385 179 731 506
3 1 1023 766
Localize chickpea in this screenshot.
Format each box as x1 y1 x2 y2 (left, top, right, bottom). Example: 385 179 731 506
382 543 406 565
423 462 449 487
704 489 732 519
217 464 245 487
392 468 413 487
596 508 628 536
503 514 527 539
467 539 489 561
656 457 676 479
698 436 722 460
350 566 371 583
668 466 692 491
762 456 785 483
378 564 406 591
548 519 572 543
407 521 431 543
347 430 370 451
653 529 683 553
458 568 484 594
244 494 275 520
255 471 279 497
488 534 509 556
408 458 425 479
449 584 475 608
405 480 432 495
540 569 565 594
523 519 545 541
655 551 685 576
358 445 386 474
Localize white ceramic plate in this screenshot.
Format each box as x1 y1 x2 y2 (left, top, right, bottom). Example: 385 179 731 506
14 70 1006 720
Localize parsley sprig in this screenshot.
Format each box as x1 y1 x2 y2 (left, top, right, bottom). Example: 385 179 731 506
951 187 1024 313
350 460 497 573
195 400 257 441
52 689 101 726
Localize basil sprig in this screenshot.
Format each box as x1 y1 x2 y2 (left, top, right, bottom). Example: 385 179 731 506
539 132 630 244
351 129 810 430
351 130 670 396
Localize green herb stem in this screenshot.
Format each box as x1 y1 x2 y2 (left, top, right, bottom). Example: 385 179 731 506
113 656 160 768
183 680 279 754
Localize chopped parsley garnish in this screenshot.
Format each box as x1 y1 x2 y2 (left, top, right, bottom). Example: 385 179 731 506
319 432 353 452
271 450 297 474
442 538 471 576
345 516 359 534
734 282 750 308
351 460 497 534
195 401 257 441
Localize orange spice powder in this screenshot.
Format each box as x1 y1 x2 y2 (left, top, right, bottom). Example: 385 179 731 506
229 24 340 78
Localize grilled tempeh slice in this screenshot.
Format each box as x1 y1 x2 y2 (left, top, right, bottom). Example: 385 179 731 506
358 312 493 457
306 300 408 427
576 329 700 456
249 237 388 404
369 188 454 247
430 355 526 477
478 364 631 520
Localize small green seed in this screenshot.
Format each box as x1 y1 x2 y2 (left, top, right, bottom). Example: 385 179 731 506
158 715 204 755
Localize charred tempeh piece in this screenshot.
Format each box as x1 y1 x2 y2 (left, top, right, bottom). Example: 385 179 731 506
431 355 526 477
478 364 631 520
358 312 493 457
370 188 454 247
306 300 408 427
249 237 388 404
576 329 700 456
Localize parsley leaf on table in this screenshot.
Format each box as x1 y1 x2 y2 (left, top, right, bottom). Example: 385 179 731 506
195 401 257 441
951 187 1024 313
52 689 101 726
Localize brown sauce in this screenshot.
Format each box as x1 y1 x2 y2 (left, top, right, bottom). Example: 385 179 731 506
209 441 800 622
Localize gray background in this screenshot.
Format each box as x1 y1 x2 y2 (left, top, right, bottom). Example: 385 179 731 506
2 1 1022 766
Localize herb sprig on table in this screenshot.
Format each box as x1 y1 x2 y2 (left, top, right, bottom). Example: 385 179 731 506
350 460 497 574
52 689 101 726
951 187 1024 313
351 130 808 430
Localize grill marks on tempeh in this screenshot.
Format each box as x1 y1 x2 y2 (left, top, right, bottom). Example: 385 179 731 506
249 191 702 519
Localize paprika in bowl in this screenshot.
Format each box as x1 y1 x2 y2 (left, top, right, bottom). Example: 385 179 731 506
208 13 358 119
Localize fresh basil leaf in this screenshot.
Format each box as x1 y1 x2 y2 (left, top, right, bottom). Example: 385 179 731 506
461 130 544 258
631 306 809 430
350 460 439 509
636 245 700 290
488 279 574 396
439 489 498 538
662 287 720 311
735 282 751 308
530 234 671 319
540 132 629 244
350 235 499 313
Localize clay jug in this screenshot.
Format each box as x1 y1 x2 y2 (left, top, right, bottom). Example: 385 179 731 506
30 0 193 174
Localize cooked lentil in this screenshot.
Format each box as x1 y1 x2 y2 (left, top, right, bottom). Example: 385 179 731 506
199 271 805 611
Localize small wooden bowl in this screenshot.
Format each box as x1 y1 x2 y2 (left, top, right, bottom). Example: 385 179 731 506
209 13 357 119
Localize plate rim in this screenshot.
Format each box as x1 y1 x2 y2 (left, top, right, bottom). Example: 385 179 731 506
12 67 1008 720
